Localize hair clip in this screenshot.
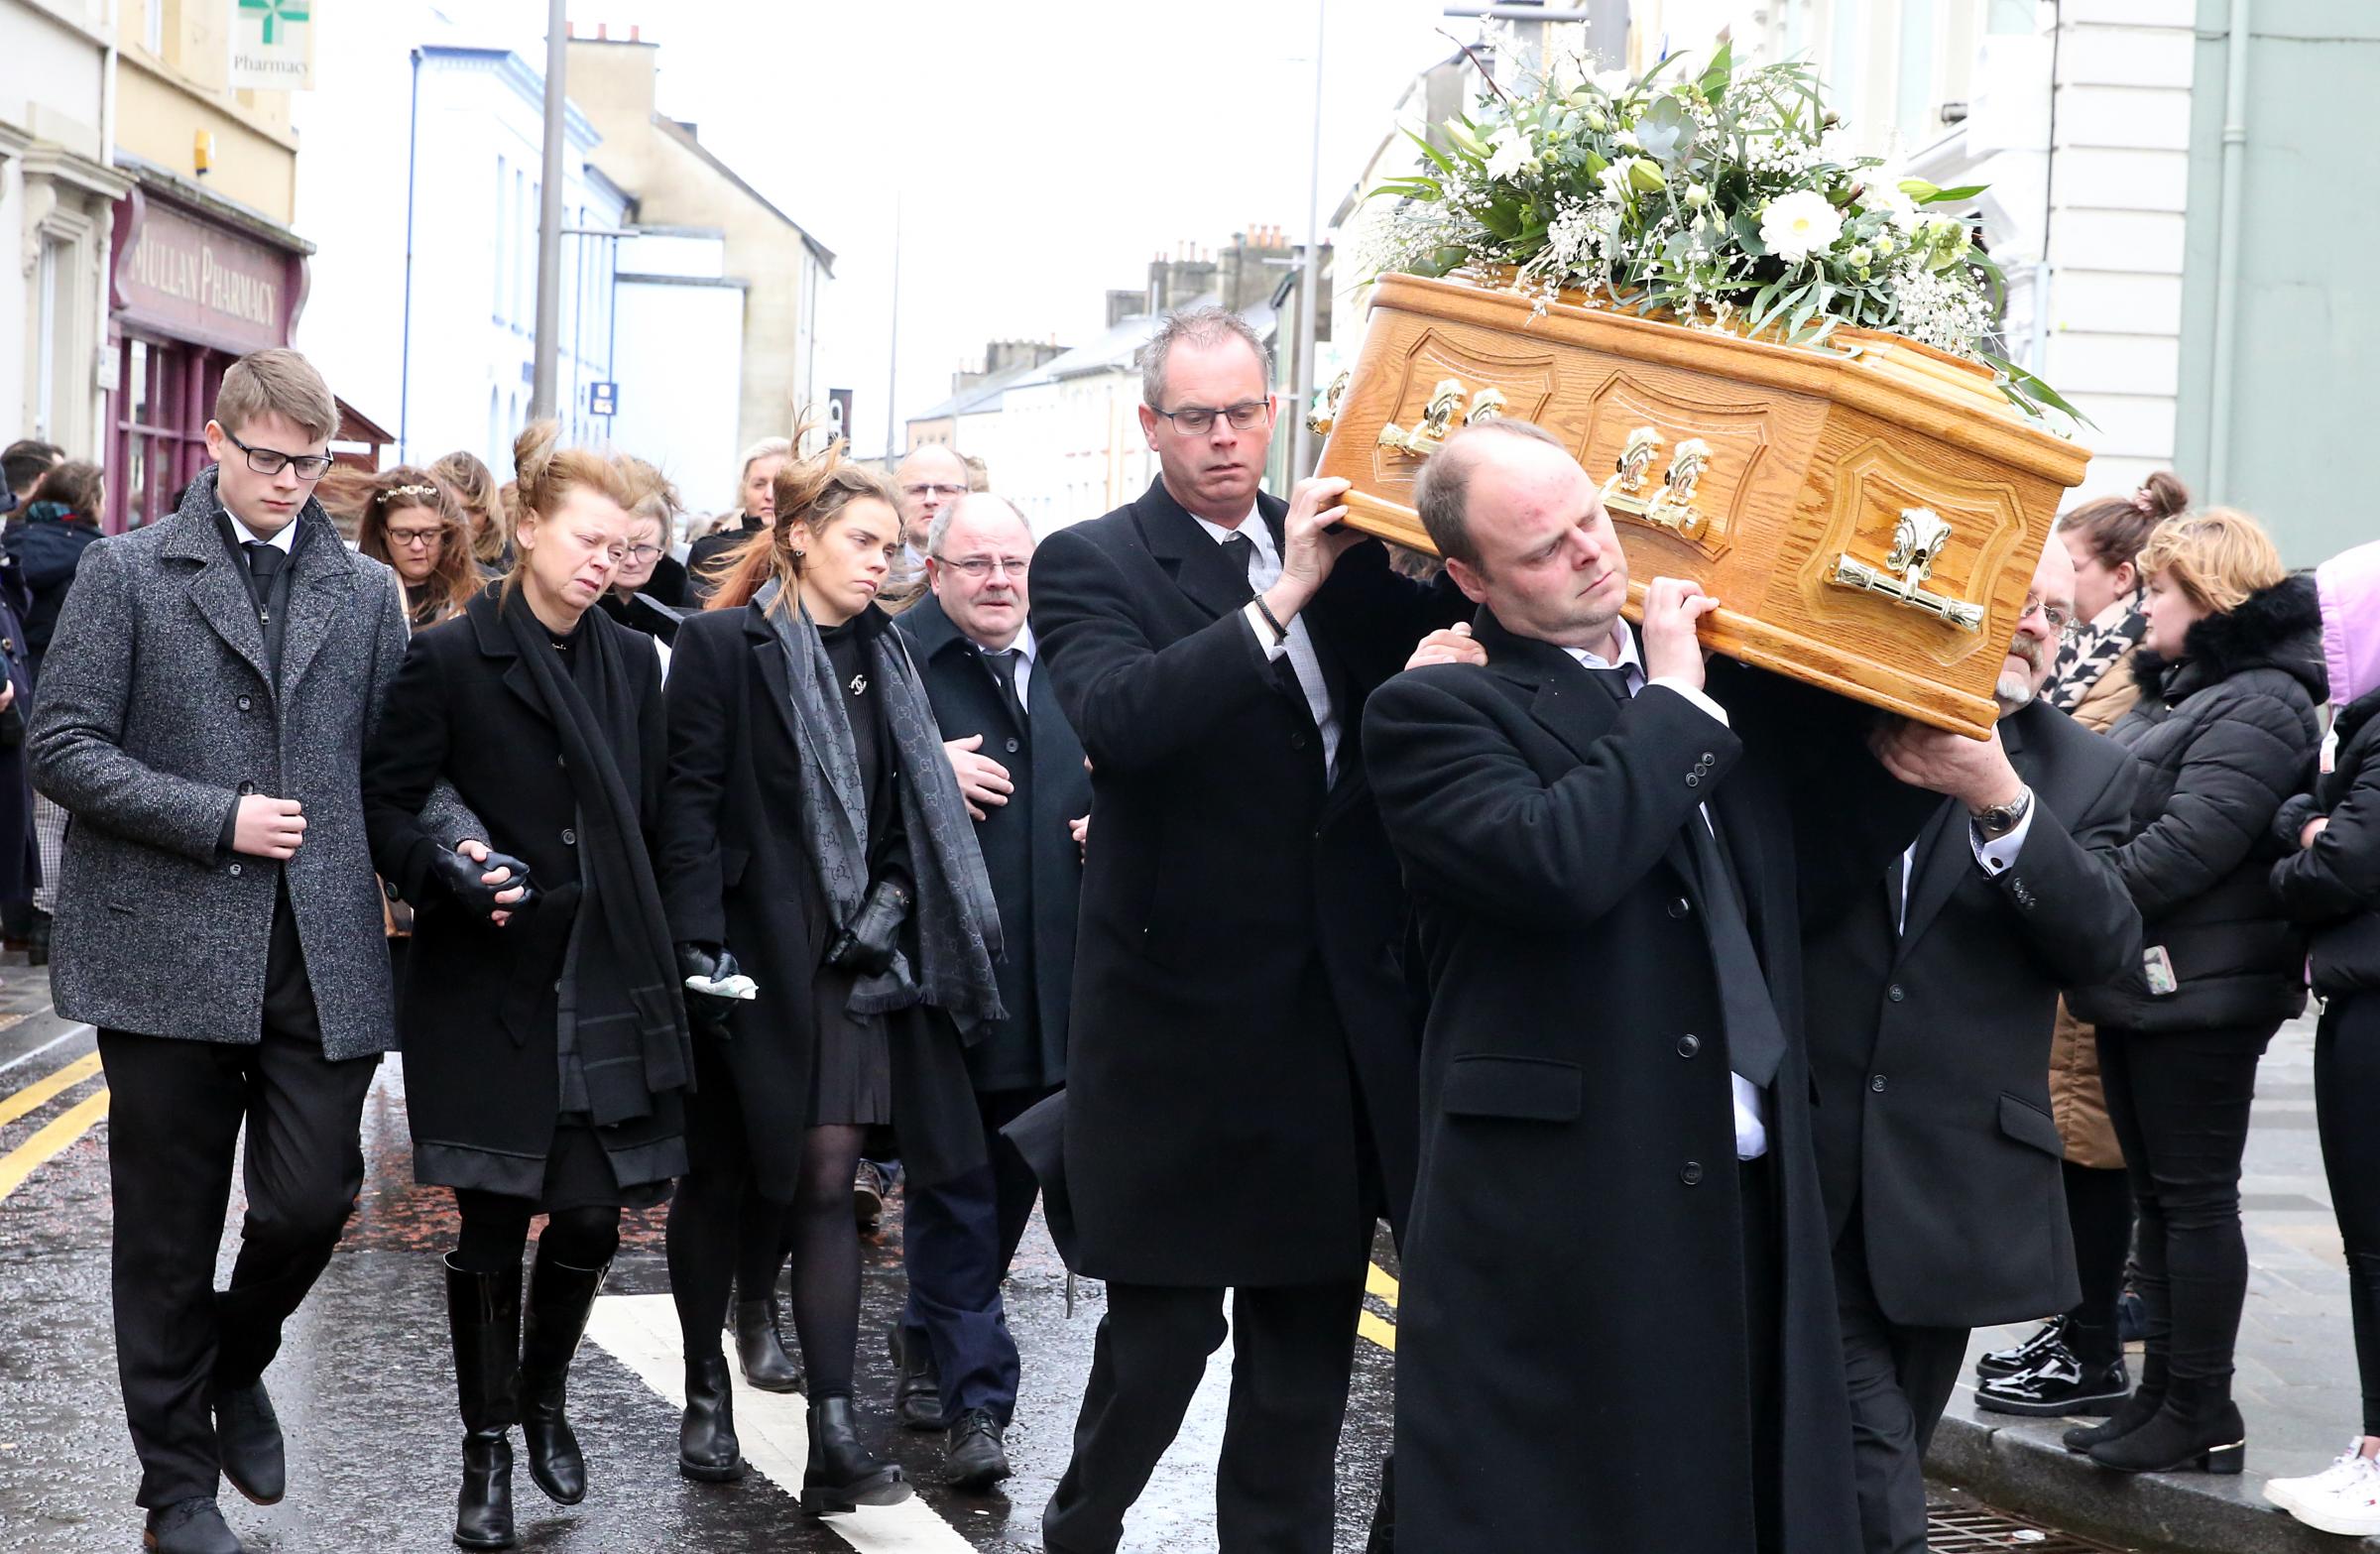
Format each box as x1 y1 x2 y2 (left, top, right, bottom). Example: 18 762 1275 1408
384 483 441 500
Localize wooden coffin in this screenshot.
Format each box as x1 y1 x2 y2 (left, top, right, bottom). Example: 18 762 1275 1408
1313 273 2092 739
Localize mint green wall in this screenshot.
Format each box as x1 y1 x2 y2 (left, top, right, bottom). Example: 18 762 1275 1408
2175 0 2380 566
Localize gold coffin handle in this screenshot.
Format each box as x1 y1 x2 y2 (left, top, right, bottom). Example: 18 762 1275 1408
1830 507 1987 633
1307 370 1350 436
1379 379 1504 458
1600 425 1713 540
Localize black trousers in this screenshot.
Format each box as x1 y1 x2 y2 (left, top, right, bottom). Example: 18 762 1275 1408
2097 1021 2272 1400
2315 994 2380 1435
97 1005 378 1506
1833 1215 1968 1554
1042 1277 1364 1554
897 1084 1054 1426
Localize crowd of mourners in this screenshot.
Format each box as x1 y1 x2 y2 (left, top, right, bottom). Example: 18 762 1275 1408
7 313 2379 1554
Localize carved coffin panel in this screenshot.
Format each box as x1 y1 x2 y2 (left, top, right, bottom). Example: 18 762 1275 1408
1317 274 2090 738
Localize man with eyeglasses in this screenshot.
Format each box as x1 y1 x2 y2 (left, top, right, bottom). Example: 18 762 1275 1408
1801 533 2145 1554
886 492 1090 1492
893 443 973 562
28 348 493 1554
1027 305 1465 1554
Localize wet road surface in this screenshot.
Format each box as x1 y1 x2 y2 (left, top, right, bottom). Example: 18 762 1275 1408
0 992 1398 1553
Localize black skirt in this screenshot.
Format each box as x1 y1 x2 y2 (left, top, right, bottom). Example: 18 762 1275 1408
808 964 893 1127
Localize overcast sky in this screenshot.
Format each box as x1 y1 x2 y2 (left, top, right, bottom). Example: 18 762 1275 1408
464 0 1491 456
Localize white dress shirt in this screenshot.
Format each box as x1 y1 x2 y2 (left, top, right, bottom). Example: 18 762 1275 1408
1189 506 1341 780
1565 629 1768 1161
974 623 1036 708
224 510 298 554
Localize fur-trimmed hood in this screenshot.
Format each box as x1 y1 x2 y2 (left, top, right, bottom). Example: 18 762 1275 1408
2128 572 2328 707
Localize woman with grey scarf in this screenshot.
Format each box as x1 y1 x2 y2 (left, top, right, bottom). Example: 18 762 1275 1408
657 438 1003 1512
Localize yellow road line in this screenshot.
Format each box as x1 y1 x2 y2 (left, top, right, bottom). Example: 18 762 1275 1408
0 1050 102 1131
1358 1310 1397 1353
0 1088 110 1201
1366 1260 1399 1308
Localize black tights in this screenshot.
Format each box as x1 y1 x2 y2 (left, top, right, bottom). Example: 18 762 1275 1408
452 1190 622 1275
2061 1160 2134 1370
735 1184 793 1306
2316 995 2380 1436
669 1124 869 1398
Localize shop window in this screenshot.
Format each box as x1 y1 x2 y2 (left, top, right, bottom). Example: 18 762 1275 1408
112 337 220 533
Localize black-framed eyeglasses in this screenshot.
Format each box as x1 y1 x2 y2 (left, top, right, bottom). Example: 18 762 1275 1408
383 526 445 550
624 543 664 564
936 555 1030 579
225 429 333 482
1153 400 1273 436
2021 592 2080 641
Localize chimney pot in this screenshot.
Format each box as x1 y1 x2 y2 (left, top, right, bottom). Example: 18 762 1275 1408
631 24 642 42
565 20 575 36
596 22 608 40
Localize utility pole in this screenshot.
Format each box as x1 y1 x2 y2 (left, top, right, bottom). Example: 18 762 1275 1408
885 193 903 462
1289 0 1328 480
530 0 568 420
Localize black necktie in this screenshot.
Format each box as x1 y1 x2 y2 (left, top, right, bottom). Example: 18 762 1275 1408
982 647 1026 727
1594 655 1785 1087
1219 533 1258 599
242 540 286 621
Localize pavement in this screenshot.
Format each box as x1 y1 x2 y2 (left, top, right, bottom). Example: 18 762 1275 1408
1931 1008 2380 1552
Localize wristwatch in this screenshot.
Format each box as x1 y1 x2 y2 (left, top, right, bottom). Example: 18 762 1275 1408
1971 784 2034 842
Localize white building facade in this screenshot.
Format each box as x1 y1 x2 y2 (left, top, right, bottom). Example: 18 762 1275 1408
1 0 129 462
608 227 746 507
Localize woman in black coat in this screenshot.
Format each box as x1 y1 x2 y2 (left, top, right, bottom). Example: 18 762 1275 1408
658 443 1002 1512
2065 509 2325 1476
364 422 691 1552
2262 539 2380 1533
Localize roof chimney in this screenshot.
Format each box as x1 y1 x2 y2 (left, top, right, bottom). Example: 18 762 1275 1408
630 24 642 42
565 20 575 36
596 22 608 40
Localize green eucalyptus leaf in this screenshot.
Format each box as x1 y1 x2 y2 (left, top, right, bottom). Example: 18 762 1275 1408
1920 183 1988 203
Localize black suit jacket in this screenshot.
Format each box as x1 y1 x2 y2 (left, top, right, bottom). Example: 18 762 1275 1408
1028 477 1464 1284
1361 609 1934 1554
1805 695 2142 1326
895 593 1090 1093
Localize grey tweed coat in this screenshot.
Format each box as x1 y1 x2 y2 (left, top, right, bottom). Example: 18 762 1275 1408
29 471 427 1060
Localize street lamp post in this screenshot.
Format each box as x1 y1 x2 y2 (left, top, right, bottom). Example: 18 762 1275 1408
531 0 568 420
1289 0 1328 481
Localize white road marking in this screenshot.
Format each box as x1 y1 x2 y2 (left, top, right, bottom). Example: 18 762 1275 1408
587 1292 975 1553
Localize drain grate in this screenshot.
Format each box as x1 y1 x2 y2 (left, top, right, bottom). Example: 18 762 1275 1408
1928 1494 2130 1552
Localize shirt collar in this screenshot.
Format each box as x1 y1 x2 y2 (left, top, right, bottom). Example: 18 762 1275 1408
971 622 1036 662
1187 502 1273 561
222 507 298 553
1561 624 1642 676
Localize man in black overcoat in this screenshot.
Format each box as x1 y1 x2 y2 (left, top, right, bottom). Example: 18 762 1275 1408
892 492 1091 1491
1807 536 2143 1553
1027 306 1462 1554
1361 418 1945 1554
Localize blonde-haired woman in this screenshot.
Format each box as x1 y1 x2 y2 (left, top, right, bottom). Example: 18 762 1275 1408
364 420 690 1550
684 436 791 601
657 438 1002 1509
2064 508 2326 1475
431 450 512 574
357 467 480 630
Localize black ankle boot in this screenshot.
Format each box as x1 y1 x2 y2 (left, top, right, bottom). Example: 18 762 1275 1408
679 1354 746 1482
800 1395 912 1514
2087 1380 2247 1475
735 1296 804 1392
520 1246 607 1506
2065 1353 2166 1453
444 1255 522 1551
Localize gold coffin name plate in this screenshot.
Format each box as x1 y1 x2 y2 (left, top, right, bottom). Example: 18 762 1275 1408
1315 273 2092 740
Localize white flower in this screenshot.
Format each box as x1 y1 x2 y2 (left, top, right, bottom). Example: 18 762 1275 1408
1484 124 1535 181
1613 128 1641 151
1759 190 1844 263
1549 51 1587 95
1597 163 1635 204
1594 68 1634 97
1585 109 1609 133
1684 182 1713 208
1845 245 1872 268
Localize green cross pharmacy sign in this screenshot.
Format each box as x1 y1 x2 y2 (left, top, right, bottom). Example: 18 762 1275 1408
229 0 314 91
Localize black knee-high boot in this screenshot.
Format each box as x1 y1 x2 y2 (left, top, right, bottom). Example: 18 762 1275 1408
520 1246 607 1505
445 1255 522 1550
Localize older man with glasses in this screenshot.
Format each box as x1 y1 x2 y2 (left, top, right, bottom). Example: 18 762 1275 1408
892 444 973 562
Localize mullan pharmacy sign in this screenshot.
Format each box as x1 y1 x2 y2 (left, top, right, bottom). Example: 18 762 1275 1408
229 0 313 90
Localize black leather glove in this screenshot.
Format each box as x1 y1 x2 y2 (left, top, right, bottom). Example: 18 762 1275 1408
427 846 537 914
677 942 745 1037
824 879 911 976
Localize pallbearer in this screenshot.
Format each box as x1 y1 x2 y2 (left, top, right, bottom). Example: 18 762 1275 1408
363 421 691 1551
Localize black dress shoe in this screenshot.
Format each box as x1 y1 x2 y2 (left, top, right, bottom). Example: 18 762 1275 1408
944 1407 1012 1492
1976 1351 2129 1417
889 1325 944 1432
853 1160 888 1236
211 1379 286 1506
799 1395 911 1514
735 1296 804 1393
679 1355 746 1483
2088 1398 2246 1475
144 1497 244 1554
1975 1316 2070 1380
